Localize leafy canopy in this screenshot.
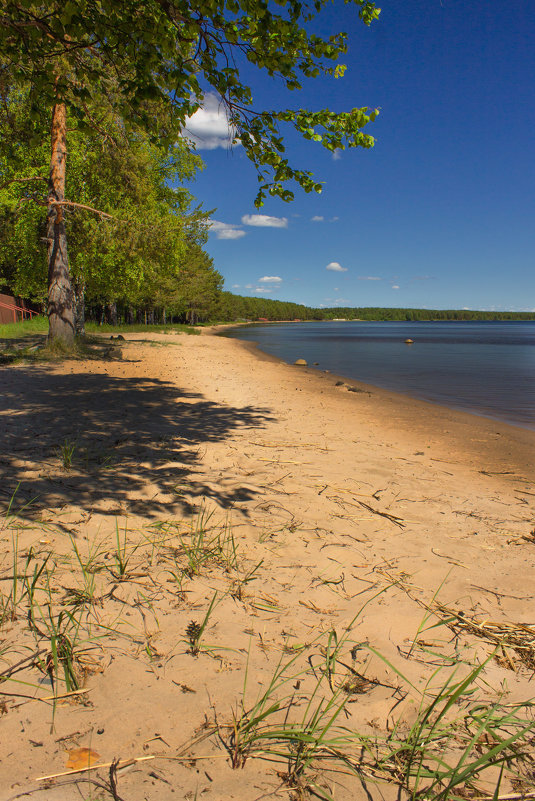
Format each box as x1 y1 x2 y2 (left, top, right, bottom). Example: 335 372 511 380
1 0 380 205
0 86 212 307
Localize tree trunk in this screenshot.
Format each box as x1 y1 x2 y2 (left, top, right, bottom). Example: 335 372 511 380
47 101 75 345
74 281 86 336
105 302 118 326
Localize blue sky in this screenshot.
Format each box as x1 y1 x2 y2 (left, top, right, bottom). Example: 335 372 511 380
183 0 534 311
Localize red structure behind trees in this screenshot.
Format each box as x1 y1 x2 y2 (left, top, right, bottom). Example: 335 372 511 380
0 293 40 324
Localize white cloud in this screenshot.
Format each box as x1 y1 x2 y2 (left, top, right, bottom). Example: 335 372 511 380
333 149 342 161
358 276 382 281
242 214 288 228
311 215 324 222
244 284 253 290
258 276 282 283
209 219 245 240
208 220 230 231
232 284 241 289
183 93 237 150
326 262 347 272
219 228 246 240
329 216 339 223
391 285 400 290
254 287 271 293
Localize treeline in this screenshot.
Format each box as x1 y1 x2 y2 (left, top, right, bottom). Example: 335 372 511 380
0 86 223 330
4 95 528 331
212 292 324 322
318 307 535 321
213 295 535 323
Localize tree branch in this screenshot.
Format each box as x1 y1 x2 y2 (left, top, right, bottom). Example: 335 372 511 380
49 199 118 219
48 199 172 232
0 176 47 189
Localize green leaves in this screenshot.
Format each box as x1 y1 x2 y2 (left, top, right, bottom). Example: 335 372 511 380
2 0 380 204
0 84 212 307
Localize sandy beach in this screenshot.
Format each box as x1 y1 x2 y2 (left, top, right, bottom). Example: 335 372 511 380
1 329 534 801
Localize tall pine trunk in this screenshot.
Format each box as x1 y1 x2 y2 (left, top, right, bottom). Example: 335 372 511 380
47 101 75 345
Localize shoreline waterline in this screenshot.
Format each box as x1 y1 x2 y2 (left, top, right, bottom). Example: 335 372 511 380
203 326 535 479
218 321 535 432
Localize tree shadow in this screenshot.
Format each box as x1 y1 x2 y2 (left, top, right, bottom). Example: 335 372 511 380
0 366 274 520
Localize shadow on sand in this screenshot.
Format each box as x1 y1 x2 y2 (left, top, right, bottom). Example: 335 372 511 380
0 365 274 520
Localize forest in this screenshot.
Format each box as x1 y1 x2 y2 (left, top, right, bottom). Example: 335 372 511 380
0 1 380 344
211 295 535 323
1 87 529 327
1 3 532 331
0 84 224 329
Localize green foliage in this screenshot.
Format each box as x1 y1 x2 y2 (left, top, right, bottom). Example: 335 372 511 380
147 243 224 324
64 110 208 305
0 88 49 300
213 294 535 323
0 86 218 313
84 322 200 335
1 0 380 206
0 316 48 338
318 306 535 322
212 291 323 322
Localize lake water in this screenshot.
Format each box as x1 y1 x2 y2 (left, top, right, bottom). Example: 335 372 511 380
224 321 535 430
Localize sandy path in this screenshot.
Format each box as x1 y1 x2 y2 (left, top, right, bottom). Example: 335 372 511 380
0 330 534 801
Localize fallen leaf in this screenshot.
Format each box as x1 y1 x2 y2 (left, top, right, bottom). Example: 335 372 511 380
66 747 100 770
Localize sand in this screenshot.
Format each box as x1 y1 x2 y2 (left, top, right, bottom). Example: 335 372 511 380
0 328 534 801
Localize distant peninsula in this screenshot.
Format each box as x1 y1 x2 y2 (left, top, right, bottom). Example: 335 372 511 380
214 292 535 323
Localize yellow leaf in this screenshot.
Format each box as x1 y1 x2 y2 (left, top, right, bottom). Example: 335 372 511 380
66 747 100 770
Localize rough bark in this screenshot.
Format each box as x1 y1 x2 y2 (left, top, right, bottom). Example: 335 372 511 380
74 281 86 336
105 302 118 326
47 102 75 345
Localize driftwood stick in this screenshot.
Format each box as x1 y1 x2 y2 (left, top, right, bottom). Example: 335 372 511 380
35 755 155 781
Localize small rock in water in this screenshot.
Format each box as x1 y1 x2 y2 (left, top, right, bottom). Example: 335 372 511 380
405 338 414 344
294 358 307 366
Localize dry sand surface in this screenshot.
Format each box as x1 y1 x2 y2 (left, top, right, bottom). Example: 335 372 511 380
0 329 534 801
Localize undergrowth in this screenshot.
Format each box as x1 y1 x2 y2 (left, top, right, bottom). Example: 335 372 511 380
0 319 199 364
0 316 48 339
85 321 199 335
0 502 533 799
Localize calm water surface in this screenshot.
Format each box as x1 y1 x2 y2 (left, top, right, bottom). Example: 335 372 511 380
224 321 535 430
